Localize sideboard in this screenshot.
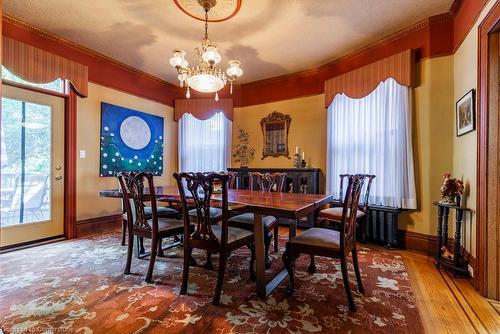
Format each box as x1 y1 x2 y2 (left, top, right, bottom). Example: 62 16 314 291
227 167 323 227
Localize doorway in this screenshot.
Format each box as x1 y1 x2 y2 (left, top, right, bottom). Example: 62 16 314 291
477 2 500 301
0 84 65 247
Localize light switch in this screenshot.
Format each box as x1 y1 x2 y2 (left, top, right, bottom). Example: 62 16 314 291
79 150 86 159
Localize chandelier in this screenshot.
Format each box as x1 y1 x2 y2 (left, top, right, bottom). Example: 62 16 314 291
169 0 243 101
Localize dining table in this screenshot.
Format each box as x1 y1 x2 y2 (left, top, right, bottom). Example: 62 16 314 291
99 185 332 298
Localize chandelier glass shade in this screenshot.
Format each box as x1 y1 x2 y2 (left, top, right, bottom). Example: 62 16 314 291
169 1 243 100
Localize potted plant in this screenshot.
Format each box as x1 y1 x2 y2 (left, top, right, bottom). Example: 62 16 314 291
439 173 465 205
232 127 255 168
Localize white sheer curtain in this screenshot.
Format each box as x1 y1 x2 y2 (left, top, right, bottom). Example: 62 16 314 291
326 78 417 209
178 112 232 173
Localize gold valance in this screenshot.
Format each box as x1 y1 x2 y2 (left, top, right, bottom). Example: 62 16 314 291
174 98 233 121
324 49 415 107
3 36 88 96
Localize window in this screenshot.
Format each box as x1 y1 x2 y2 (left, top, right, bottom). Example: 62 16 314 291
2 65 64 93
326 78 416 208
178 112 231 172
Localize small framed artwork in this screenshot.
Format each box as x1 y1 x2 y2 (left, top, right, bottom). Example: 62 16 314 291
456 89 475 136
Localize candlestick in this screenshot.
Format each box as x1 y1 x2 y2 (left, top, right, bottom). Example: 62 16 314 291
302 151 305 159
295 146 298 154
293 153 301 168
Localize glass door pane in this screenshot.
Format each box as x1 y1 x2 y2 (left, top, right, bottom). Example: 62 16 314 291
1 98 52 226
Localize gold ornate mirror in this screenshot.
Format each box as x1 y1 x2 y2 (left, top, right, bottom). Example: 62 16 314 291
260 111 291 159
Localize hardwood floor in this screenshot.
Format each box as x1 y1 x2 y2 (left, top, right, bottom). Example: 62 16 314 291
400 249 500 333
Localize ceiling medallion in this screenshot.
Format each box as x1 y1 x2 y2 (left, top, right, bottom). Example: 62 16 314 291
173 0 241 22
170 0 243 101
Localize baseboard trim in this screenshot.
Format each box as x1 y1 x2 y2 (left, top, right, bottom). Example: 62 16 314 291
398 229 438 255
398 229 476 274
76 214 122 238
0 235 66 253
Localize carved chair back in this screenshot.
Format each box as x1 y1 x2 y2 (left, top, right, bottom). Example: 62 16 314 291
174 172 229 248
248 172 286 192
359 175 376 212
117 171 159 233
228 171 239 189
339 174 366 249
338 173 375 212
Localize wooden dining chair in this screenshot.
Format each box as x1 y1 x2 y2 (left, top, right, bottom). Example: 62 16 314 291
283 174 366 312
319 174 376 242
118 171 187 283
228 172 286 268
174 172 255 306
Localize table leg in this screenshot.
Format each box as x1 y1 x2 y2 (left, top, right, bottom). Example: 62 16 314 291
443 207 450 247
436 206 444 268
253 213 266 297
289 219 298 239
454 209 464 271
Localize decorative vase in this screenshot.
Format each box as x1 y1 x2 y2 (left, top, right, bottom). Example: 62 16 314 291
439 195 456 205
240 156 249 168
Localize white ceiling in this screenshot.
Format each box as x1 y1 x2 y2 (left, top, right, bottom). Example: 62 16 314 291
4 0 453 84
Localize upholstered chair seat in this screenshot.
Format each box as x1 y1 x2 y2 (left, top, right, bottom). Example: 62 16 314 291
188 207 223 219
319 207 365 221
287 228 341 249
229 213 277 228
151 218 184 232
211 225 254 244
120 204 179 247
122 206 178 221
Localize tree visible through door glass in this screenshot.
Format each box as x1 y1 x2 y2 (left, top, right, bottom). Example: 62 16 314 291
1 97 52 226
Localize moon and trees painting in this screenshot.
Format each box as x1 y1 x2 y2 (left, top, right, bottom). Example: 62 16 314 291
99 102 164 177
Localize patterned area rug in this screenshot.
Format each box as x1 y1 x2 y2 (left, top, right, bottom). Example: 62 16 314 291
0 232 424 334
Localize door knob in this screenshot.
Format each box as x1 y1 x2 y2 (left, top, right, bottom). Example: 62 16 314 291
55 165 62 170
55 175 63 180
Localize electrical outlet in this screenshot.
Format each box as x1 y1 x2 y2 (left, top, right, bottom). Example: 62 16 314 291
79 150 86 159
468 264 474 277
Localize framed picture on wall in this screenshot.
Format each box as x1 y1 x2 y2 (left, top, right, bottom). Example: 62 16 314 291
99 102 164 177
456 89 475 136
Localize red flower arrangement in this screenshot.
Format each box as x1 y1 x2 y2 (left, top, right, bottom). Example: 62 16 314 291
439 173 464 204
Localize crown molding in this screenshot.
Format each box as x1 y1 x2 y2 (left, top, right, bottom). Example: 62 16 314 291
2 15 172 86
2 0 488 108
242 15 444 90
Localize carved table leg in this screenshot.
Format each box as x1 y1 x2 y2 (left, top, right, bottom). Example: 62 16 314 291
436 206 444 268
443 207 450 248
453 208 464 276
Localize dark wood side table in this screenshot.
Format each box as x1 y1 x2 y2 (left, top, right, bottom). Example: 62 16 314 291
433 201 471 277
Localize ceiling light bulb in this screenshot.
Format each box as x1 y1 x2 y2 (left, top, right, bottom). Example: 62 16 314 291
170 49 186 69
178 73 188 87
215 91 219 101
226 60 243 78
186 87 191 99
202 45 221 65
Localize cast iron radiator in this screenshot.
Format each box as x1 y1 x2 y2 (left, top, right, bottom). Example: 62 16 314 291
365 205 401 249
